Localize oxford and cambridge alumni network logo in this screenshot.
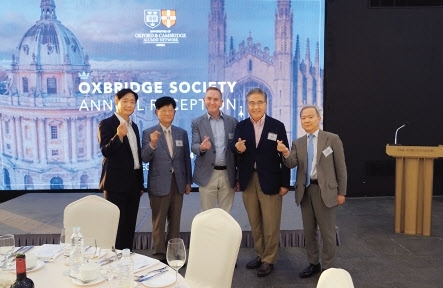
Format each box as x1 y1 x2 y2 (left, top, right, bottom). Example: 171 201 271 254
137 9 186 46
144 9 176 29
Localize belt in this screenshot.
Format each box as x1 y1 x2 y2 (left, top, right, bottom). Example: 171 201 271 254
214 166 227 170
310 179 319 185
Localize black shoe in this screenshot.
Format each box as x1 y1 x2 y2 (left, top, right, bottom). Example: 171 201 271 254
257 262 273 277
246 256 262 269
299 263 321 278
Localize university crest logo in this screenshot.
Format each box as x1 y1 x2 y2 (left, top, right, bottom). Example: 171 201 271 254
144 9 161 28
161 10 176 28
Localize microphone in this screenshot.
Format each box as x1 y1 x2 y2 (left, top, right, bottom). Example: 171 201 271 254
394 121 409 145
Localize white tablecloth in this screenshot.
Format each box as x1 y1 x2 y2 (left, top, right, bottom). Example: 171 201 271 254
0 246 189 288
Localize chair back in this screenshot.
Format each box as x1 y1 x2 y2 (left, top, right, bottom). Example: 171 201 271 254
316 268 354 288
185 208 242 288
63 195 120 249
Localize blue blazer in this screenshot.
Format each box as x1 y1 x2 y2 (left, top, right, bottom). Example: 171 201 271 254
230 115 290 194
141 124 192 196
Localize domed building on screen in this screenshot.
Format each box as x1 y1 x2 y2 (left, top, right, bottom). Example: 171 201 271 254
0 0 108 190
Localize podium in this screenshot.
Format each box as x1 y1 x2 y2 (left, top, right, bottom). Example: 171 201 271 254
386 145 443 236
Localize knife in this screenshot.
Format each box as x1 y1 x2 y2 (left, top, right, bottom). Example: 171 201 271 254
138 269 168 282
20 245 34 254
8 246 24 259
99 257 117 266
7 245 31 259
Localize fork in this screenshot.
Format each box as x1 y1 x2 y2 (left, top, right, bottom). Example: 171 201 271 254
134 266 168 279
137 269 168 282
111 246 121 260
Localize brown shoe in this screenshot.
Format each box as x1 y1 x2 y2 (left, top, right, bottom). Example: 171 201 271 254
245 256 262 269
257 262 273 277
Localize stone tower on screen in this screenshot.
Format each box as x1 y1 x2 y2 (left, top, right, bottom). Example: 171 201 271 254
208 0 323 140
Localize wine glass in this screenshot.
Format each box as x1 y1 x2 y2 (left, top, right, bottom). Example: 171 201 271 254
82 238 97 263
0 234 15 270
166 238 186 288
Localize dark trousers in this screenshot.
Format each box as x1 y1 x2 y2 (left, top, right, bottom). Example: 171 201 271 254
105 177 141 250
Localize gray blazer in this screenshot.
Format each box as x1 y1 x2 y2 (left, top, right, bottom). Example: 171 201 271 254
283 130 347 207
191 113 238 188
141 124 192 196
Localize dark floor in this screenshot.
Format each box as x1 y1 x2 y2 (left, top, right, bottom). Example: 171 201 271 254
136 196 443 288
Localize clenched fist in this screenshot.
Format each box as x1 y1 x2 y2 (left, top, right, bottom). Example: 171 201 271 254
150 130 161 147
117 122 128 141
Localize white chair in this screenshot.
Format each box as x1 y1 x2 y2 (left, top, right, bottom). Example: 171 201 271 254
63 195 120 249
316 268 354 288
185 208 242 288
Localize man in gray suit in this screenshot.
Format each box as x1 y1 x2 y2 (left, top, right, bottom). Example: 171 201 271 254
191 86 238 212
141 96 192 262
277 105 347 278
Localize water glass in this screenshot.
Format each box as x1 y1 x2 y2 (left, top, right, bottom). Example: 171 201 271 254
0 234 15 270
59 228 70 266
82 238 97 263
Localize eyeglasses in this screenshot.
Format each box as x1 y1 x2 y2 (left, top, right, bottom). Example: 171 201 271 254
248 101 266 107
158 109 175 114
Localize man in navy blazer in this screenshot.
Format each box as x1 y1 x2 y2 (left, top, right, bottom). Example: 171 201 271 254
277 105 347 278
141 96 192 262
191 86 238 212
230 88 290 277
98 88 144 250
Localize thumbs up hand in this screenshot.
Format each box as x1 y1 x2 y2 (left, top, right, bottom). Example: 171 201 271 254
235 138 246 153
277 140 290 157
200 136 212 151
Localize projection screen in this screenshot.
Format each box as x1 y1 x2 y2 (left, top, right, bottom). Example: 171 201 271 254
0 0 325 190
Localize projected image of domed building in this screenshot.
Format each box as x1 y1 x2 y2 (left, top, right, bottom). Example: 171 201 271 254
0 0 108 190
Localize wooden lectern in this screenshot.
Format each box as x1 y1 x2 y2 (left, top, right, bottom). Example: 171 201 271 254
386 145 443 236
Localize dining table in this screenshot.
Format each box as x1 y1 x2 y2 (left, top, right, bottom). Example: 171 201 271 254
0 244 190 288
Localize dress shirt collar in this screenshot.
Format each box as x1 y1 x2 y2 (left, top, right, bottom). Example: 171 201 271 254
159 123 172 133
307 129 320 138
250 114 266 125
114 112 132 125
206 111 224 120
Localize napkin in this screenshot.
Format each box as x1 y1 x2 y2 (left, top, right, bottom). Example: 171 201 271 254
132 254 160 272
34 244 62 261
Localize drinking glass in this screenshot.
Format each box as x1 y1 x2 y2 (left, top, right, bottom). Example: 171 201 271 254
60 228 71 263
102 259 118 288
0 234 15 270
166 238 186 288
82 238 97 263
59 228 71 275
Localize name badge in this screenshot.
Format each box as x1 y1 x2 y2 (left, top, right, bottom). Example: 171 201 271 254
267 132 277 141
228 133 234 140
176 140 183 147
322 146 333 157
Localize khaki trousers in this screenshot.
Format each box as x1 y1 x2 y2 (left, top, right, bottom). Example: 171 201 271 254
199 169 235 213
242 171 282 264
149 175 183 255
